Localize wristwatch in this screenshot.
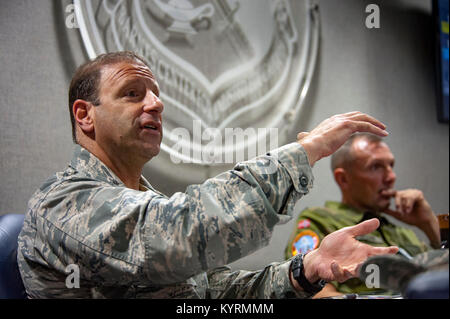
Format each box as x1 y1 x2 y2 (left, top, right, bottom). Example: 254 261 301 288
291 253 327 294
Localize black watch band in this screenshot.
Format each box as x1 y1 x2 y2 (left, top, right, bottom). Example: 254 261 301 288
291 253 326 294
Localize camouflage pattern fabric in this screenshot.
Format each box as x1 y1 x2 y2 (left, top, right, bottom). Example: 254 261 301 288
359 249 449 294
17 143 314 299
285 201 430 294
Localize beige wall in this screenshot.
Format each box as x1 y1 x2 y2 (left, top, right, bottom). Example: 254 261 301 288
0 0 448 272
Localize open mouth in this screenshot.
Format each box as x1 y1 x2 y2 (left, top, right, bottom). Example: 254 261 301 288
141 123 162 137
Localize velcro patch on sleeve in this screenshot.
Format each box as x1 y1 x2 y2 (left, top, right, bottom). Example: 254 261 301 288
297 219 311 229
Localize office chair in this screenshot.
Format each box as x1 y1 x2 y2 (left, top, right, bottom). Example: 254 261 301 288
0 214 26 299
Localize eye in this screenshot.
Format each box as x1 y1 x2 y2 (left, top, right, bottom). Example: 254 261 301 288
126 89 138 97
370 164 382 171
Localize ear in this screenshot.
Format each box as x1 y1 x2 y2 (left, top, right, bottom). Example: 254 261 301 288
73 99 95 134
334 167 349 190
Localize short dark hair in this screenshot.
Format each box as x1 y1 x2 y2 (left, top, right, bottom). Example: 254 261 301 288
331 133 383 171
68 51 148 143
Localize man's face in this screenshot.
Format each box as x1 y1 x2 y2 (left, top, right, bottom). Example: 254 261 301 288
93 61 163 162
344 139 396 212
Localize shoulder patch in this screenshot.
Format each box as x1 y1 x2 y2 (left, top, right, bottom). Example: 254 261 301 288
292 230 319 256
297 219 311 229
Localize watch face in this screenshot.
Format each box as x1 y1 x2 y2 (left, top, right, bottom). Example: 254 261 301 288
292 230 319 256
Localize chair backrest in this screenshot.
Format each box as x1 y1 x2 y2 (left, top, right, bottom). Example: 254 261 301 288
0 214 26 299
404 269 449 299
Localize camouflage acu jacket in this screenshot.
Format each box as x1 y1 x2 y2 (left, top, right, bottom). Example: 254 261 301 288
18 143 314 299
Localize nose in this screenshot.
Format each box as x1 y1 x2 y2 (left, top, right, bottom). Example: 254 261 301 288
142 90 164 115
384 166 396 185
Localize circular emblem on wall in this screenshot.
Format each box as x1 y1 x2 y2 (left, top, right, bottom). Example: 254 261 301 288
72 0 320 180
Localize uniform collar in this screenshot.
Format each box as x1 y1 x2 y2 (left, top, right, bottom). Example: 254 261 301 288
324 201 390 226
69 144 153 191
359 211 390 226
325 200 359 213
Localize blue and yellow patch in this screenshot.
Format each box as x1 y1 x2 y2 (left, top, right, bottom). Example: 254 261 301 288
292 230 319 256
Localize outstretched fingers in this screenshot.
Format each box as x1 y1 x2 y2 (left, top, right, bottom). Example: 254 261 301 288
338 112 388 137
347 112 387 130
345 218 380 237
368 245 399 257
351 120 389 137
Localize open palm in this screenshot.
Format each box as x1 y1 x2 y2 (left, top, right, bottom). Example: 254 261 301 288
304 219 398 282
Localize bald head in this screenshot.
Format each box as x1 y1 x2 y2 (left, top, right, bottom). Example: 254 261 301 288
331 133 384 171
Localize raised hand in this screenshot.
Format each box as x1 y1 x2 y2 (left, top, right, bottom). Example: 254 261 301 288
382 189 432 226
383 189 441 248
297 112 388 166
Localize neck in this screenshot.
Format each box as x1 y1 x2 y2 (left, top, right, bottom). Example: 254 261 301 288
101 154 143 190
341 196 370 213
80 140 145 190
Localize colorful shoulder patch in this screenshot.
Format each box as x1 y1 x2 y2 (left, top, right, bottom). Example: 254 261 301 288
292 230 320 256
297 219 311 229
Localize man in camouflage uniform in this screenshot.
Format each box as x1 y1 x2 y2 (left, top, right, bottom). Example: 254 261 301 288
17 52 397 298
286 133 442 297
